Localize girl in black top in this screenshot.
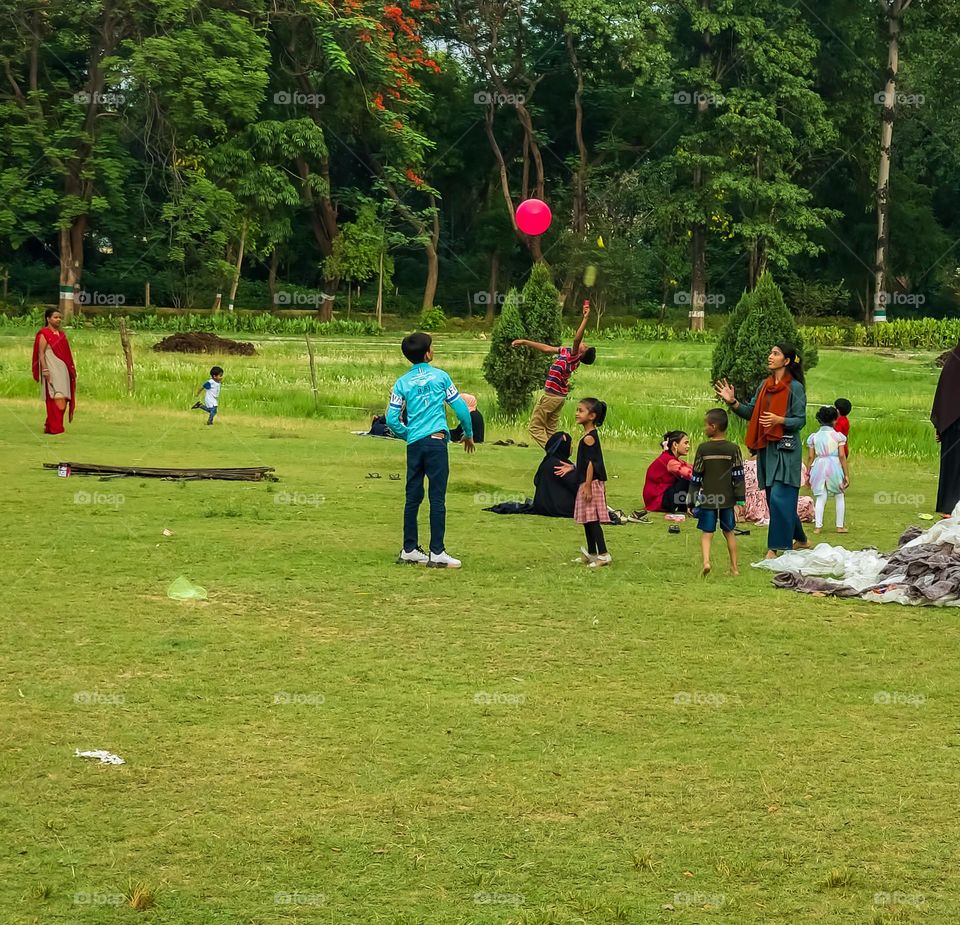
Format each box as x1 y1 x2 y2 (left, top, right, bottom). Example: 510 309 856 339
561 397 611 567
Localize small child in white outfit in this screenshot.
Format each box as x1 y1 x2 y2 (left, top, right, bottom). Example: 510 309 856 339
192 365 224 425
806 405 850 533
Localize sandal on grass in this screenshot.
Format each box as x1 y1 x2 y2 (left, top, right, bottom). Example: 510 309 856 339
366 472 381 479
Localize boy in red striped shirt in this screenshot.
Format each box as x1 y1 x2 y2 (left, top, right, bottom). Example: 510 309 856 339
512 302 596 448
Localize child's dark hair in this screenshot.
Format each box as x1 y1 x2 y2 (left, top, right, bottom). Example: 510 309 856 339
662 430 687 454
581 346 597 365
705 407 729 432
580 397 607 426
401 332 432 364
45 307 60 322
210 366 224 377
816 405 839 426
774 341 805 386
835 397 852 416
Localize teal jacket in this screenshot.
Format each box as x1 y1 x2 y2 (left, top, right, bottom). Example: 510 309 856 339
732 378 807 488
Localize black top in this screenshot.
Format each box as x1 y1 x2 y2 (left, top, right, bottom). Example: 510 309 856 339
533 431 578 516
576 429 607 484
450 410 484 443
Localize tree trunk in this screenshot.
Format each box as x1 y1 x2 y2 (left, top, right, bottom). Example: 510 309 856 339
566 32 588 238
58 225 83 320
376 250 384 327
688 0 712 332
485 251 499 324
226 219 247 312
144 281 150 309
421 197 440 312
873 0 912 324
268 249 279 307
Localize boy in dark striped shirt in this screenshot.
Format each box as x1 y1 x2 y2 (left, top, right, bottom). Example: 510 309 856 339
691 408 745 576
512 301 596 448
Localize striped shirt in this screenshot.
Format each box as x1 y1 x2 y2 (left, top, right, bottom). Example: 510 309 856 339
544 347 581 396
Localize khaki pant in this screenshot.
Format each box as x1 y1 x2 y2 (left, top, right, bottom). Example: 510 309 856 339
529 391 566 448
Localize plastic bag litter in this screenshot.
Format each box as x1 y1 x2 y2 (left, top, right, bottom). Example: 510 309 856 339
75 749 125 765
167 576 207 601
752 543 890 592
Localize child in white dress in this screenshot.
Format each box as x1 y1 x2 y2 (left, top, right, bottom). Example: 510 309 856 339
806 405 850 534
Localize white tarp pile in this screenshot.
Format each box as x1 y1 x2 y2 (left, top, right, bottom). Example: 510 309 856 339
753 502 960 607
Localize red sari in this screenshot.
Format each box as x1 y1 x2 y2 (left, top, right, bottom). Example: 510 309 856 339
31 326 77 434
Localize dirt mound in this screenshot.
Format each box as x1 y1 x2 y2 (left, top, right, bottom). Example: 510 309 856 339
153 332 257 356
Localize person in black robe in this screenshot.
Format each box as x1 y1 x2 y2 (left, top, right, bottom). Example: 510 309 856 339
932 341 960 516
450 393 485 444
532 431 579 517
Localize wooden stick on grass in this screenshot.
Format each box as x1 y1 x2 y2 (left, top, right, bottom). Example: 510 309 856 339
304 333 319 412
119 317 135 395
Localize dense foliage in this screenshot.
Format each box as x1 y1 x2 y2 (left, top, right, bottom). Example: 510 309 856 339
2 0 960 322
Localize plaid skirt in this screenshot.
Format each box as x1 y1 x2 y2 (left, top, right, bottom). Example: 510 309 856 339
574 480 611 524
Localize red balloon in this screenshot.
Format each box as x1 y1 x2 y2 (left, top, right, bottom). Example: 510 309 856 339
516 198 552 236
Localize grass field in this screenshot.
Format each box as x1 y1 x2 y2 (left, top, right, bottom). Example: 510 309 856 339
1 333 956 924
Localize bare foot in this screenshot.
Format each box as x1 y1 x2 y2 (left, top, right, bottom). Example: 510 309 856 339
702 563 712 577
813 527 822 535
731 567 740 576
836 527 849 534
793 541 811 550
765 550 779 560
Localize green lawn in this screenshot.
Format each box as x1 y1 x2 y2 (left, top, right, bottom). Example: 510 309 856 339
1 334 955 924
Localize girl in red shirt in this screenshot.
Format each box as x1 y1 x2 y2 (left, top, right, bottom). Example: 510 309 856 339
643 431 694 513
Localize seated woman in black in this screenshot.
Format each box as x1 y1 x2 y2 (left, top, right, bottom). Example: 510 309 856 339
532 431 579 517
450 393 485 443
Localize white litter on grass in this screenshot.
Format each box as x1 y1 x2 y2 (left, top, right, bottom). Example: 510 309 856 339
75 749 125 765
753 543 891 592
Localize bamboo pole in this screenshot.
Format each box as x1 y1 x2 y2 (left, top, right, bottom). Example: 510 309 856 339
304 333 319 413
118 317 135 395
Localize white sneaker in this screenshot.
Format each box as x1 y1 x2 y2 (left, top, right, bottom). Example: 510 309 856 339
588 553 612 568
397 546 429 565
572 547 597 564
428 550 462 569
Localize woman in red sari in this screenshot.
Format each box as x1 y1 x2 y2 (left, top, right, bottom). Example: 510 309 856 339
32 308 77 434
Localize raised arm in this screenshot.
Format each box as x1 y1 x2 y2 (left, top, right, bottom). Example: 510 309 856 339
512 338 559 354
572 301 590 354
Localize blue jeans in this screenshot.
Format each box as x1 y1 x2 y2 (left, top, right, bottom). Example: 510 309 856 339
404 434 449 554
204 404 217 424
